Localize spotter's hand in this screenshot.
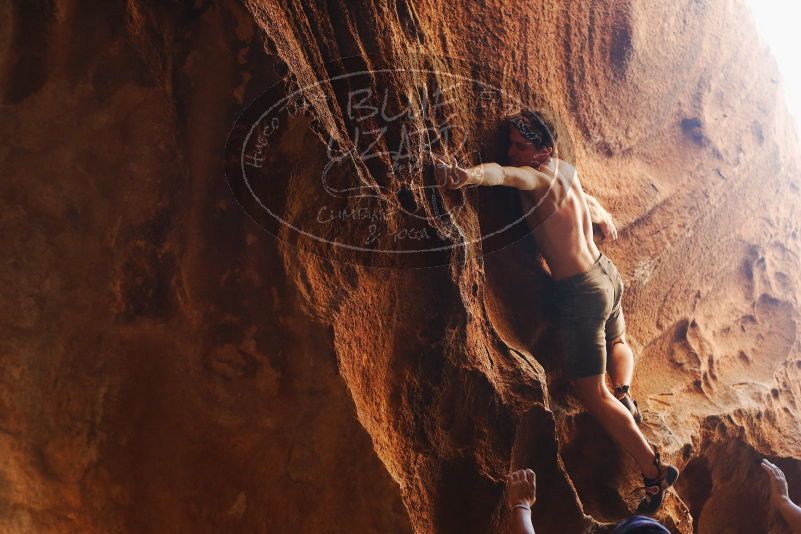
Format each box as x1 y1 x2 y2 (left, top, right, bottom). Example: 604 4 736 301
507 469 537 508
761 459 790 507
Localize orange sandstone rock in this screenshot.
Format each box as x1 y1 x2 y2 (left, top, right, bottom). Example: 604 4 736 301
1 1 800 533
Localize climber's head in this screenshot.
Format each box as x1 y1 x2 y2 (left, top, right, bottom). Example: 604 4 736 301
611 515 670 533
506 110 556 168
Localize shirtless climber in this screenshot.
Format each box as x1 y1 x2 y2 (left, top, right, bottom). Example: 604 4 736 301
434 111 679 514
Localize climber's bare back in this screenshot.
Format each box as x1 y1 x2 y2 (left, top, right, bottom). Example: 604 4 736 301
519 158 601 281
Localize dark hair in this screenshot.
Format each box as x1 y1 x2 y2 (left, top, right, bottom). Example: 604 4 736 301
611 515 671 534
508 110 557 151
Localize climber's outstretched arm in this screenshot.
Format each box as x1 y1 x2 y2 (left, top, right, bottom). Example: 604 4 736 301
434 156 552 192
475 163 553 191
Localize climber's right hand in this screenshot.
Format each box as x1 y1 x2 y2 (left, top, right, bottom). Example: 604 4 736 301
596 210 618 241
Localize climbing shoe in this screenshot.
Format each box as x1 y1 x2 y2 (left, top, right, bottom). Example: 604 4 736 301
637 447 679 515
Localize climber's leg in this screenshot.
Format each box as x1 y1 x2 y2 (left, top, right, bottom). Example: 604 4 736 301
600 263 643 422
572 373 660 479
606 334 633 388
608 337 642 424
604 259 629 388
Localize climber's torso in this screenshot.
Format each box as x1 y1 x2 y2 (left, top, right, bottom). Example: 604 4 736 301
519 158 601 280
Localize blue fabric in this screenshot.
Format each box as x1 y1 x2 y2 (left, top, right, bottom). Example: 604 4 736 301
612 515 671 534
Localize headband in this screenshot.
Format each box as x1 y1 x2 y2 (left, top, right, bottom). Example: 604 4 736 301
510 113 553 147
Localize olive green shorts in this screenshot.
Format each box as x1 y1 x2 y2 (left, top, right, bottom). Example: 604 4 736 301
552 253 626 379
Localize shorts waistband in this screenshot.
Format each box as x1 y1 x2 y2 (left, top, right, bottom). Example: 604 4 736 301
552 252 606 288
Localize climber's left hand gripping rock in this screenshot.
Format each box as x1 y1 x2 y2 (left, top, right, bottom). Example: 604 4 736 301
432 154 481 190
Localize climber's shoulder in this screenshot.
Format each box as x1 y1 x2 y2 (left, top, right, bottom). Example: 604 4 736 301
550 158 579 189
531 158 580 206
498 165 552 192
504 159 580 206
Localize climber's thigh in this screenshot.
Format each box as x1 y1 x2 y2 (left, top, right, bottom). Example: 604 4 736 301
555 313 608 378
553 265 614 379
604 261 626 344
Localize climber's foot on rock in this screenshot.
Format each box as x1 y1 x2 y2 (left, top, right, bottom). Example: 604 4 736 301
637 453 679 515
614 385 643 425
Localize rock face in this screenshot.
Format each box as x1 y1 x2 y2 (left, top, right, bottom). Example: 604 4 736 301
2 0 801 533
